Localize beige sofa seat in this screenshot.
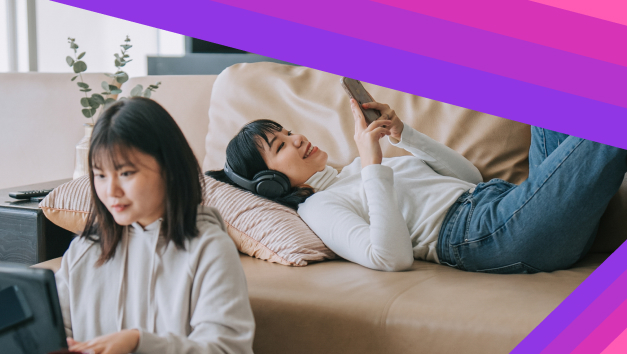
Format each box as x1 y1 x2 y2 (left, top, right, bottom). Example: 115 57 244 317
244 254 606 354
34 253 606 353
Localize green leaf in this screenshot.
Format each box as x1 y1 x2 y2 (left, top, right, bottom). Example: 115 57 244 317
114 59 121 67
104 73 114 78
77 82 89 88
104 98 116 109
124 36 131 43
79 88 92 92
66 56 74 67
77 52 85 59
72 61 87 73
108 84 118 91
123 54 129 58
114 53 120 59
91 93 105 105
82 108 93 118
101 81 110 91
71 75 78 81
121 44 132 51
101 92 110 95
70 43 78 50
80 97 90 107
89 98 100 109
130 84 143 97
110 88 122 95
115 72 129 84
143 89 151 98
90 107 97 116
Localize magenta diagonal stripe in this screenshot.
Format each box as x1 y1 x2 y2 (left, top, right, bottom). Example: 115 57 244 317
513 242 627 353
599 327 627 354
211 0 627 109
571 298 627 354
537 270 627 353
372 0 627 68
531 0 627 27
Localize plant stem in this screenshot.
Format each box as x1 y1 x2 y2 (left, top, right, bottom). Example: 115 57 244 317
75 51 94 125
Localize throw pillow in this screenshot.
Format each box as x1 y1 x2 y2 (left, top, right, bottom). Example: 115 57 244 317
40 176 336 266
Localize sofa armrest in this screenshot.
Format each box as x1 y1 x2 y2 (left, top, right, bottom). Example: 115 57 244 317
31 257 62 273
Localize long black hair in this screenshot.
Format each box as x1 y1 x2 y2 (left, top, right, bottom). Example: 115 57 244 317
82 97 203 265
205 119 314 210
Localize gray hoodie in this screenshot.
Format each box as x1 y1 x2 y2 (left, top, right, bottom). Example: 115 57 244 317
55 205 255 354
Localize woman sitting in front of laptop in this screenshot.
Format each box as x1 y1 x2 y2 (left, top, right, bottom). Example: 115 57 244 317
55 98 255 354
207 99 627 274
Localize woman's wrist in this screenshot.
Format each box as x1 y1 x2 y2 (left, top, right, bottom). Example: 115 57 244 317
361 157 382 168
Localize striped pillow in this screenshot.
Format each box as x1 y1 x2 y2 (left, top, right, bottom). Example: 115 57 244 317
40 175 336 266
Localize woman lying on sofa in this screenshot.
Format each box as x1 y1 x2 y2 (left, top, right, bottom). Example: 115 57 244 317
56 98 255 354
207 99 627 274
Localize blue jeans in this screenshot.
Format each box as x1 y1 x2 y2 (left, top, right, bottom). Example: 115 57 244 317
437 127 627 273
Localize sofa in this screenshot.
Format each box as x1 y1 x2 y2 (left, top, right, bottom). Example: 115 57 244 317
2 62 626 353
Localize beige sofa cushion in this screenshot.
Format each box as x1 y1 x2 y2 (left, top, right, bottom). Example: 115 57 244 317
40 176 336 266
591 174 627 253
204 63 531 184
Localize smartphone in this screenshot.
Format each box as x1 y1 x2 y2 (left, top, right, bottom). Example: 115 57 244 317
340 77 381 124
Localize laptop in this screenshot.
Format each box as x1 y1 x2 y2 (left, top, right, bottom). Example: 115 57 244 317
0 262 68 354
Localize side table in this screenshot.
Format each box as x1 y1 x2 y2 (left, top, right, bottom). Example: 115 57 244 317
0 179 74 265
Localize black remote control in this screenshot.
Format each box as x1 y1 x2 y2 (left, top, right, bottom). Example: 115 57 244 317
8 189 53 200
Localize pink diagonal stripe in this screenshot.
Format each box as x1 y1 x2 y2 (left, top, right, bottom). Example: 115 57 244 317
531 0 627 27
214 0 627 109
540 270 627 354
374 0 627 68
600 327 627 354
571 299 627 354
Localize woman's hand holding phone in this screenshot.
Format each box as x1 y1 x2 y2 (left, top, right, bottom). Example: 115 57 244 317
361 101 404 141
350 99 392 168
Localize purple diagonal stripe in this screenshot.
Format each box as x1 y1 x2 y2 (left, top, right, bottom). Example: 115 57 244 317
512 242 627 353
211 0 627 109
538 269 627 353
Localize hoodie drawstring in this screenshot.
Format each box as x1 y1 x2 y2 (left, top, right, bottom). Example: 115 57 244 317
116 227 129 331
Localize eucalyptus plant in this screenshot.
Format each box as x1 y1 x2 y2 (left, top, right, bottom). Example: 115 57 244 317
66 36 161 124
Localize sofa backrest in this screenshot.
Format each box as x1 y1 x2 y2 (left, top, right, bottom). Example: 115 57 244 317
204 62 531 184
119 75 217 165
204 62 626 254
0 73 216 190
0 73 111 189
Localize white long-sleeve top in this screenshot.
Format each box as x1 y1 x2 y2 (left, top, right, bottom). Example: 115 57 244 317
55 205 255 354
298 123 483 271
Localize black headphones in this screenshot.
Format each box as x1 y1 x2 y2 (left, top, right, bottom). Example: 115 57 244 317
223 160 291 198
